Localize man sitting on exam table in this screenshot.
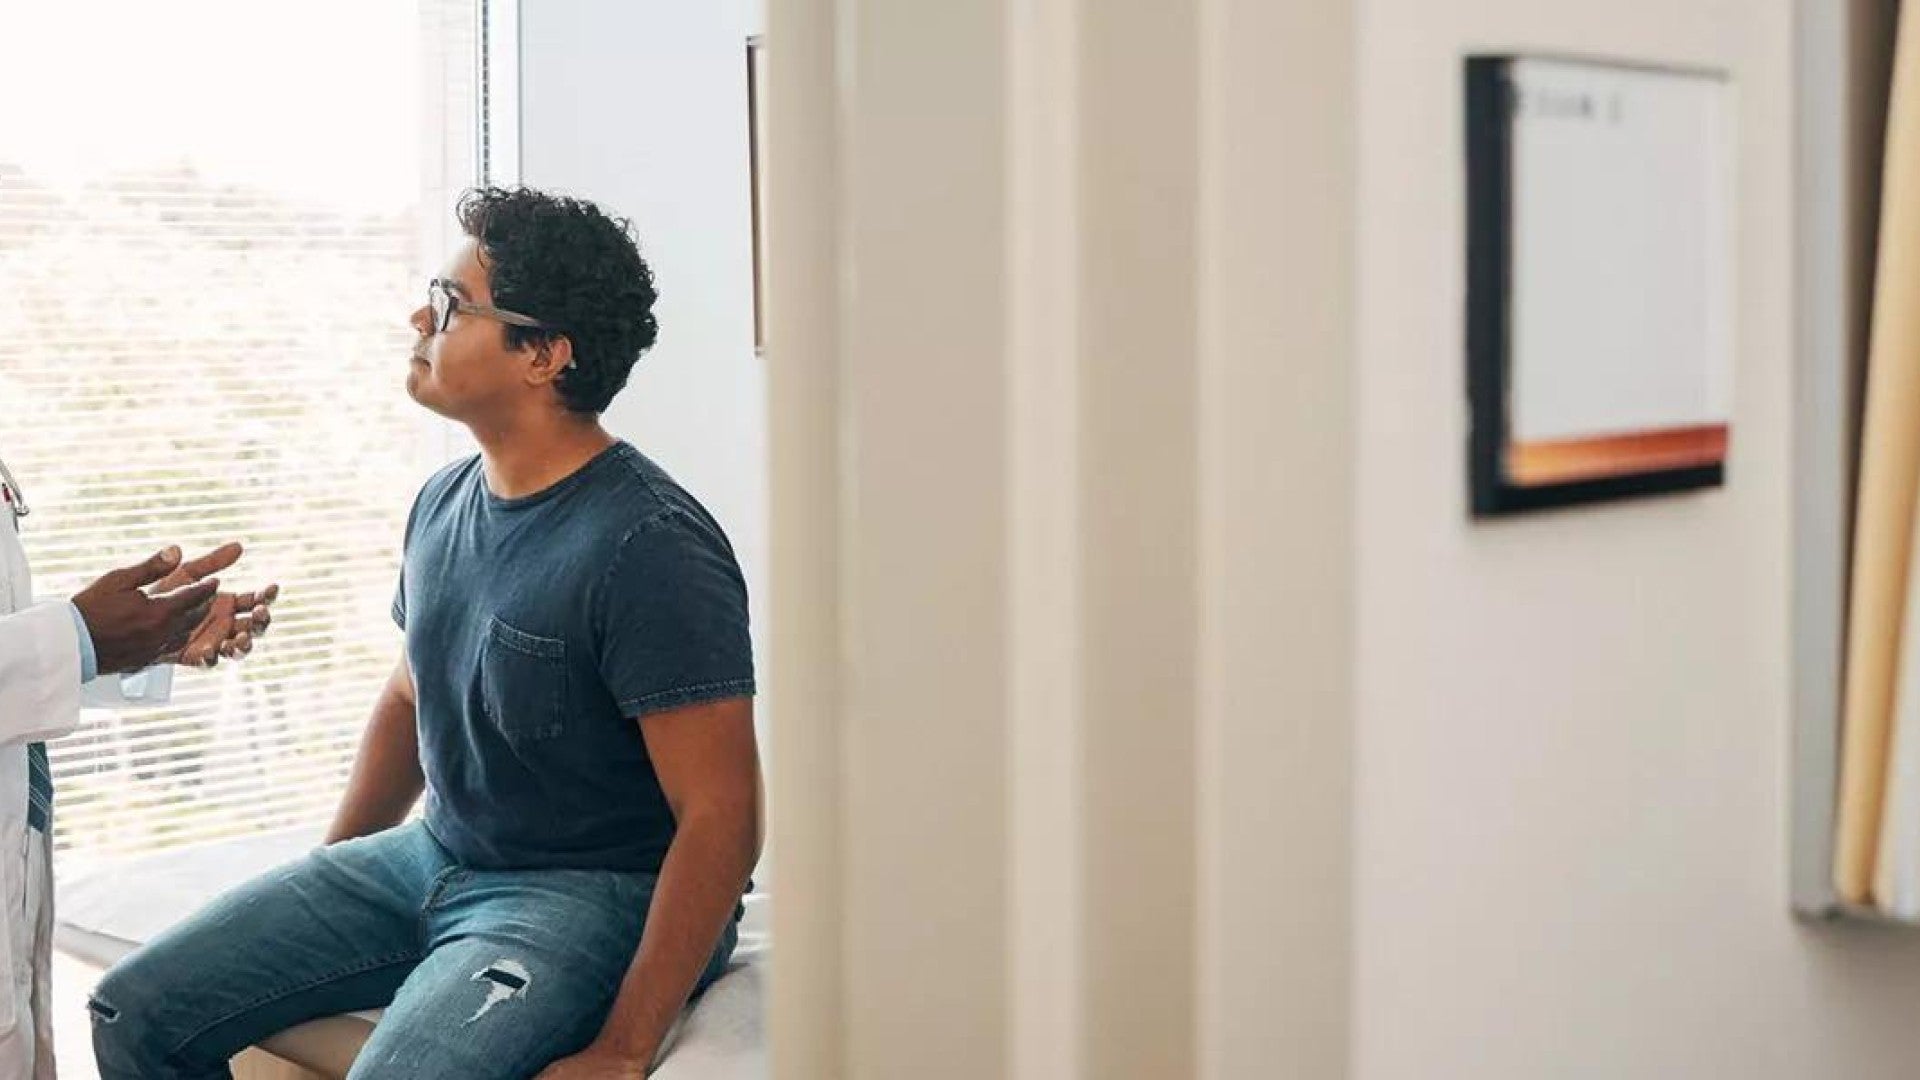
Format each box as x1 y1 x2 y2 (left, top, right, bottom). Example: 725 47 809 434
90 187 762 1080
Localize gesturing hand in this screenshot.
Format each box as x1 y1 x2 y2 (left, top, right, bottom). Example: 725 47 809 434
150 543 280 668
71 547 220 675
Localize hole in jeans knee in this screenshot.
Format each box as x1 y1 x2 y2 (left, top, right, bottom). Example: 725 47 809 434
87 996 119 1024
463 959 532 1025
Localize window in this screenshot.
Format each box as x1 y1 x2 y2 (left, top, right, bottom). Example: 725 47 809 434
0 0 480 863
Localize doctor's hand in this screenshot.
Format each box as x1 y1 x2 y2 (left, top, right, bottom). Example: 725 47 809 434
149 542 280 668
70 546 220 675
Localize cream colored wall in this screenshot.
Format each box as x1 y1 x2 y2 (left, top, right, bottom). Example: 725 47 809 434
768 0 1015 1075
1196 0 1356 1077
767 0 1207 1076
768 0 1920 1077
1353 1 1920 1077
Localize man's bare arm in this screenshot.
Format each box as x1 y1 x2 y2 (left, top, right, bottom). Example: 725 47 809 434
537 697 761 1078
325 653 424 844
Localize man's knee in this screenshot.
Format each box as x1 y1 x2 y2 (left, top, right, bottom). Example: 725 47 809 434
87 975 156 1074
88 952 196 1077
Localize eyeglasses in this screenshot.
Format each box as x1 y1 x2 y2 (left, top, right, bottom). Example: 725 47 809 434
428 278 549 335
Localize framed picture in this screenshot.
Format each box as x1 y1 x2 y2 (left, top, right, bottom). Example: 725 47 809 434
748 35 769 354
1465 55 1734 516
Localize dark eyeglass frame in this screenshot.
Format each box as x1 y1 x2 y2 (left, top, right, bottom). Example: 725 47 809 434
428 278 550 335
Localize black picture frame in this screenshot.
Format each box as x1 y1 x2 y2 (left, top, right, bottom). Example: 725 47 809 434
749 35 768 355
1464 54 1730 518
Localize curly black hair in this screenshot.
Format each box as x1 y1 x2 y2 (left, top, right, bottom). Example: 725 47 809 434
456 187 661 415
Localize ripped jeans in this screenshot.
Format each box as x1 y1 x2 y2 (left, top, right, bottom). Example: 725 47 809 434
89 822 736 1080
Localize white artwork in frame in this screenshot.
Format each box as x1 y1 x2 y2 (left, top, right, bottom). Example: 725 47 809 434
1466 55 1735 516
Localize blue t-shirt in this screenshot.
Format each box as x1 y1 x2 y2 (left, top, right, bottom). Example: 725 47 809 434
393 442 756 872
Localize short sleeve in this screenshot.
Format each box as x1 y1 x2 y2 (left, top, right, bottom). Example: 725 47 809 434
595 510 757 718
391 570 408 631
391 471 439 631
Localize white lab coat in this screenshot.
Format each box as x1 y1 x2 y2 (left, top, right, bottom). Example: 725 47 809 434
0 464 170 1079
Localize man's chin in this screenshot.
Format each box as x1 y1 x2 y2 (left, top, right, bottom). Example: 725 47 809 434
404 370 449 417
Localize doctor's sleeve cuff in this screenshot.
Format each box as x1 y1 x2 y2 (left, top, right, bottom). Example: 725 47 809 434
61 600 173 708
66 601 98 685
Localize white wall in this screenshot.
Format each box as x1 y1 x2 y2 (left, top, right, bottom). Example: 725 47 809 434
756 0 1920 1075
763 1 1212 1075
1353 1 1920 1077
1195 0 1355 1076
515 0 770 796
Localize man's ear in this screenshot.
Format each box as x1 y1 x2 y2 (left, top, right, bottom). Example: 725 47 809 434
526 336 576 388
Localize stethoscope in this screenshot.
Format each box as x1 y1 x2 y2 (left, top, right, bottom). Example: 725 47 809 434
0 454 29 521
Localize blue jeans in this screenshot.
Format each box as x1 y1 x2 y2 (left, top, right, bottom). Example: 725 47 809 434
88 822 736 1080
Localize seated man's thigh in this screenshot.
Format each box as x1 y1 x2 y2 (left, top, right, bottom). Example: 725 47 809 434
346 868 657 1080
90 826 443 1075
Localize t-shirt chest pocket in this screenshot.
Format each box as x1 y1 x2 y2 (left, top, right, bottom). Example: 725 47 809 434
481 616 569 743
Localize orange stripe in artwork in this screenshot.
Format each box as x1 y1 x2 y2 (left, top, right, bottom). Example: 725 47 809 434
1506 424 1729 487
